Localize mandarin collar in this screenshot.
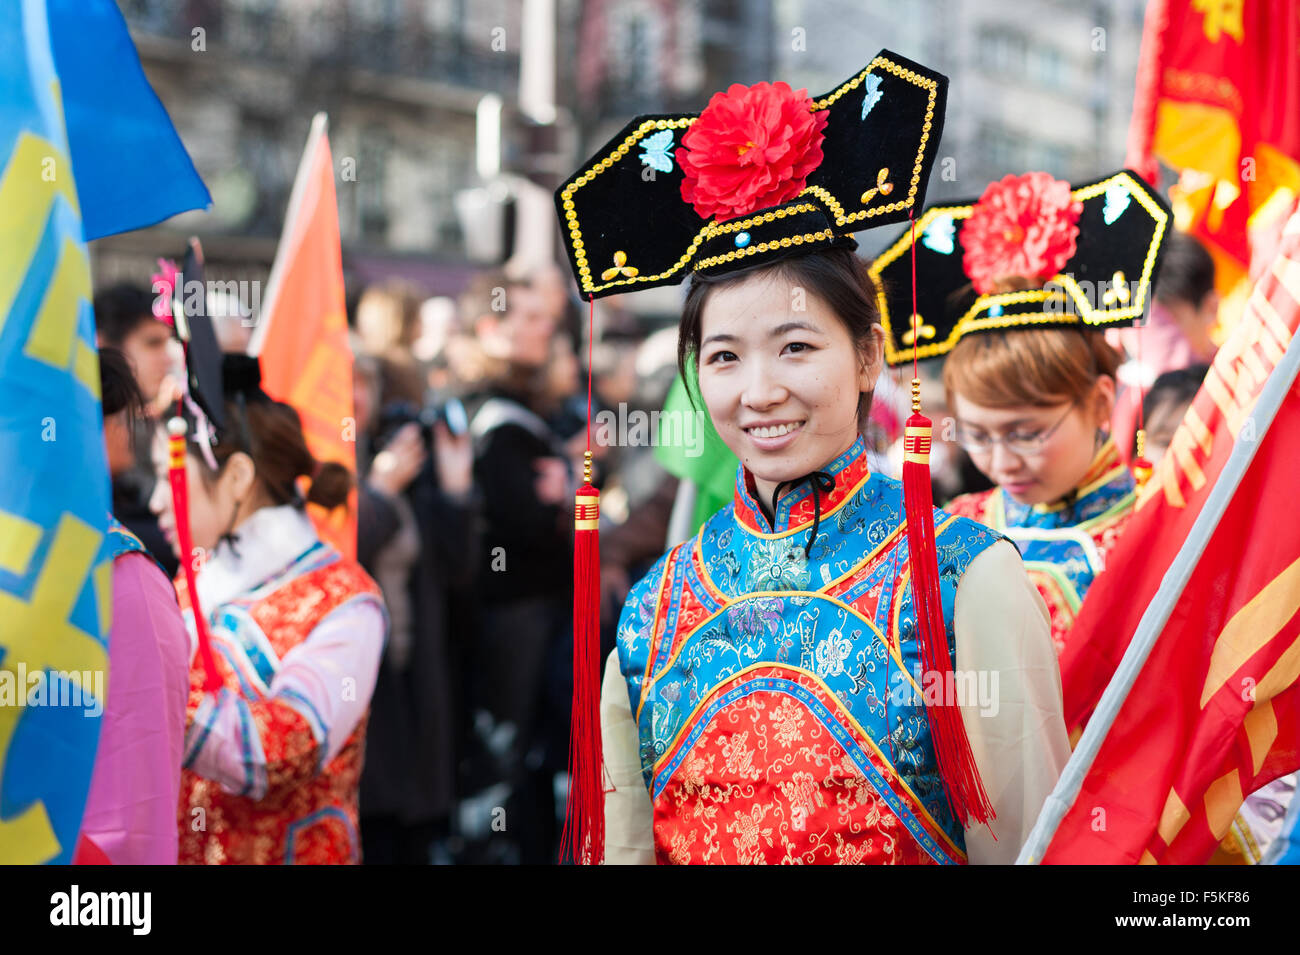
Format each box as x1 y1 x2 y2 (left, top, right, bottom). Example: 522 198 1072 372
733 435 870 534
1001 436 1134 526
195 504 321 610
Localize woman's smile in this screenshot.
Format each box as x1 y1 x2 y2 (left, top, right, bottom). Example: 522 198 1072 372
742 418 806 451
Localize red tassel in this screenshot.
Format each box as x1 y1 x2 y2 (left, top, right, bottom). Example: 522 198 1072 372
562 466 604 864
1132 428 1154 489
167 416 223 694
901 401 995 828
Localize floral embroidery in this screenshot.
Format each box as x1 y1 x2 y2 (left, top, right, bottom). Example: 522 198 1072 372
746 537 811 591
813 628 853 678
771 697 807 748
721 730 759 779
860 73 883 119
726 596 783 641
779 770 825 821
668 829 697 865
921 212 956 254
1103 181 1131 224
639 128 675 173
727 803 775 864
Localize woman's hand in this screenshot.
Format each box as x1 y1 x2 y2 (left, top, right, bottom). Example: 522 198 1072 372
369 423 426 498
432 421 473 497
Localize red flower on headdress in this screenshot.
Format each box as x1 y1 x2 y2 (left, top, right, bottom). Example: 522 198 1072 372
961 172 1082 295
150 258 179 326
676 81 828 222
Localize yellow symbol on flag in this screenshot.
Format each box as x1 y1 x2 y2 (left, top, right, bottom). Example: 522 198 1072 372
0 513 108 863
1192 0 1244 44
0 133 96 397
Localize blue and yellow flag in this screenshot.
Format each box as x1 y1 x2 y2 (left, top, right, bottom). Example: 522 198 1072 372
0 0 207 864
46 0 210 238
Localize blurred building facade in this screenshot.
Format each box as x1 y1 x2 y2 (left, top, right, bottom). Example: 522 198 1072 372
772 0 1147 256
96 0 524 296
94 0 1149 302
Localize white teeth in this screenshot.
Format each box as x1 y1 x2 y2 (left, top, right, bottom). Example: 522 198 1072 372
749 422 800 438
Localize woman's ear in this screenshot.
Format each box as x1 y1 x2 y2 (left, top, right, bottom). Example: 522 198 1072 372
219 450 258 503
1093 374 1117 426
857 325 886 394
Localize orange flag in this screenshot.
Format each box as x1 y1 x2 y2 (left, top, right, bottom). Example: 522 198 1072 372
1022 209 1300 864
248 113 357 559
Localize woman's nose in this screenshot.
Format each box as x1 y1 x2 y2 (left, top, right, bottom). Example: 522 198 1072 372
741 362 788 410
148 475 170 515
989 439 1025 472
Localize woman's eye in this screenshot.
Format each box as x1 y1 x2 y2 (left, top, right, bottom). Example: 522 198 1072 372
706 350 738 365
782 341 813 355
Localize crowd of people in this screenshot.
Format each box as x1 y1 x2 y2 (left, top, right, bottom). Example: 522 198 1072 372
93 260 683 864
86 214 1229 865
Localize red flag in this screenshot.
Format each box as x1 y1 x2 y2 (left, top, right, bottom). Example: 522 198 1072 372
1041 210 1300 864
248 114 357 559
1127 0 1300 293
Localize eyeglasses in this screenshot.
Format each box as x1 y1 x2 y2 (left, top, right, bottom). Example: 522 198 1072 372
954 403 1076 458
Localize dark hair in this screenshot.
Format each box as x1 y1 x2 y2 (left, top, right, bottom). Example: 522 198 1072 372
1143 363 1209 423
677 245 882 411
93 283 160 346
98 346 145 427
1154 232 1216 309
194 398 352 511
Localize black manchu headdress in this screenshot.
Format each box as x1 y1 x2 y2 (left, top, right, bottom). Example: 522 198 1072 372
870 169 1172 366
557 50 949 299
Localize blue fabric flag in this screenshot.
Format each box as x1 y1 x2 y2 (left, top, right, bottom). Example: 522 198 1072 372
0 0 111 865
47 0 210 239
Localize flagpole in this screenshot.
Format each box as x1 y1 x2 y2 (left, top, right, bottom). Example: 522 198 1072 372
1016 314 1300 864
247 111 328 357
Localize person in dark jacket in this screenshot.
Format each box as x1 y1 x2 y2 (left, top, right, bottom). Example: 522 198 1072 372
354 352 478 864
457 270 570 864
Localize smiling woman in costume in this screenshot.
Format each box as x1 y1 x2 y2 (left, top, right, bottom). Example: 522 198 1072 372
869 170 1172 660
557 53 1070 865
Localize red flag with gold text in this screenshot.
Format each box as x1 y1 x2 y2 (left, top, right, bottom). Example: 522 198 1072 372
249 115 357 559
1127 0 1300 292
1045 210 1300 864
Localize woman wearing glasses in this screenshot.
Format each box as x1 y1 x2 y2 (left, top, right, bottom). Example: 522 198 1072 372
870 169 1172 661
942 328 1130 658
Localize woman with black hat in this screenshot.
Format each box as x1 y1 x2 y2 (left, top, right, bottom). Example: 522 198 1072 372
150 338 387 865
868 169 1172 666
557 53 1071 864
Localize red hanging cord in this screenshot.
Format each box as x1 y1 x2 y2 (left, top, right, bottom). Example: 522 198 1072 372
168 394 222 694
561 293 605 864
900 211 995 828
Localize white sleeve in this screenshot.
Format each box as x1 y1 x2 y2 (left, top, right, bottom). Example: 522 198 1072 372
955 539 1071 865
600 649 656 865
185 598 386 799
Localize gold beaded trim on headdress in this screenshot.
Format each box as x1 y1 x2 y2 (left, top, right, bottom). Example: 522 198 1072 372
871 171 1170 365
561 55 938 296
